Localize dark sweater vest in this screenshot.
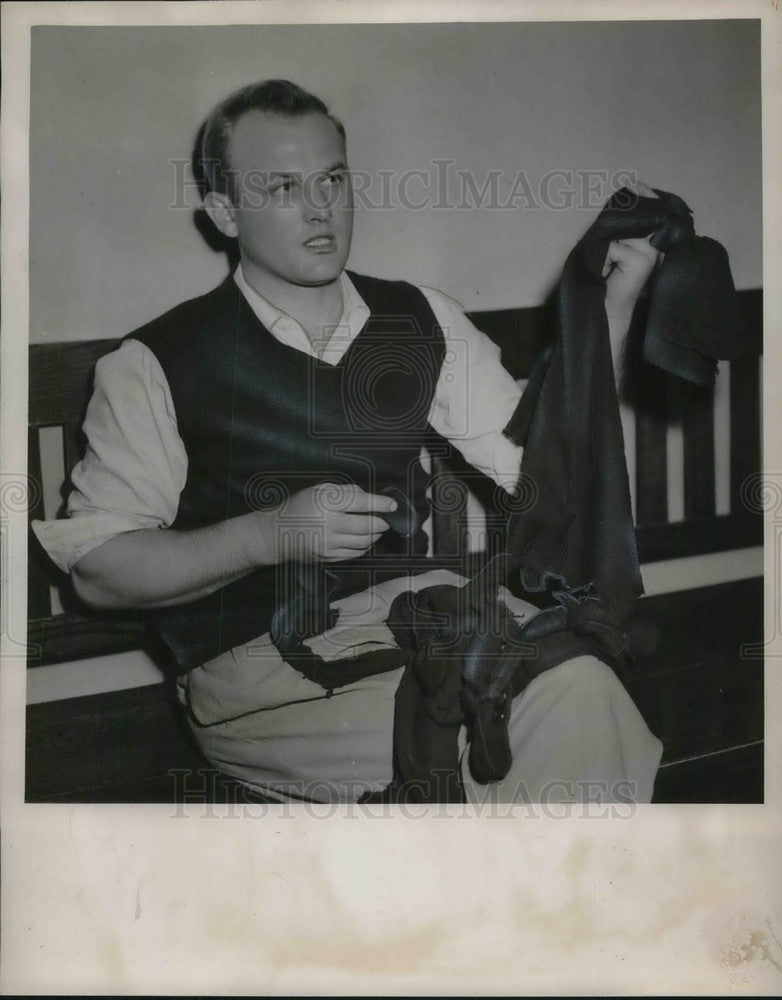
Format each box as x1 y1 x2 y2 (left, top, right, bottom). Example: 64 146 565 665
127 271 445 670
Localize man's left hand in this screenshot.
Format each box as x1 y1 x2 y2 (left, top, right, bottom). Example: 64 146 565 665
602 180 662 316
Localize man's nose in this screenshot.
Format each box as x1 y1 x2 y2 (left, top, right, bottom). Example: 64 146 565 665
308 201 333 222
306 179 335 221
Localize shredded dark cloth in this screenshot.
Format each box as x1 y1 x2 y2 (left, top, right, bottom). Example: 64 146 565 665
273 188 747 803
504 187 747 608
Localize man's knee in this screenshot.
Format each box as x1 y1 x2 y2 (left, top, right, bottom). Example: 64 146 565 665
528 653 616 699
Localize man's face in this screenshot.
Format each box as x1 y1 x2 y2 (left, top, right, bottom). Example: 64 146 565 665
225 110 353 293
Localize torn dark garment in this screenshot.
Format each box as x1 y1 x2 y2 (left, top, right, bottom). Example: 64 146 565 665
502 187 748 607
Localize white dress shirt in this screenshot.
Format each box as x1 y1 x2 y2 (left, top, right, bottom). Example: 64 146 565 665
33 266 526 573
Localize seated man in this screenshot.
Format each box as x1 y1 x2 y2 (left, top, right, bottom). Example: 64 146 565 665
33 79 663 804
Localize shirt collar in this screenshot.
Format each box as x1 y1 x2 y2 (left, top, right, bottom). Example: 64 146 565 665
233 264 370 363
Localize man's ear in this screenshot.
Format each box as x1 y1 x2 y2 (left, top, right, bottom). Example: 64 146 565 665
203 190 239 238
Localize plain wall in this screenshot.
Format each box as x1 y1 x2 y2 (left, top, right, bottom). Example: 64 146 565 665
30 19 761 343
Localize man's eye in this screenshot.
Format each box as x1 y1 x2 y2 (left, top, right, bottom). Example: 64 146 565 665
325 172 345 187
271 179 296 194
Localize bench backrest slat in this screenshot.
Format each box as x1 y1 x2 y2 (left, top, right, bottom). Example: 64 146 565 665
730 349 762 513
29 338 123 428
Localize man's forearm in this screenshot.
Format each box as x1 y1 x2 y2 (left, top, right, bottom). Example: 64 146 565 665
605 302 634 392
71 510 278 610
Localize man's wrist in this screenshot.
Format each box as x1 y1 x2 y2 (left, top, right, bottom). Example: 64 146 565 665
604 295 635 325
605 300 635 343
244 508 284 567
605 300 635 386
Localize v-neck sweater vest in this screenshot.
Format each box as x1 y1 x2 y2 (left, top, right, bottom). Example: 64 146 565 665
127 271 446 670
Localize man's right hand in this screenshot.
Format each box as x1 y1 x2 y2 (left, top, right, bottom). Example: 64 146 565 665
71 483 398 610
269 483 397 563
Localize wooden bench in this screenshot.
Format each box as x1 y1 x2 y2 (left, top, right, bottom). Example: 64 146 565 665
26 291 764 802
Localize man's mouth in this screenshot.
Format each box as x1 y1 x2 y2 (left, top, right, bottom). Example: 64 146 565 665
303 235 336 251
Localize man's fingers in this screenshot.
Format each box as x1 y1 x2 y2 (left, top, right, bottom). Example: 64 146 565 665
343 491 398 515
331 531 384 549
602 178 661 279
631 179 658 199
608 237 660 262
314 483 398 515
325 539 383 561
334 513 390 535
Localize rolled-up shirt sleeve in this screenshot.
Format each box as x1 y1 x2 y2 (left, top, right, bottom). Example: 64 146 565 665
420 286 528 493
31 338 187 573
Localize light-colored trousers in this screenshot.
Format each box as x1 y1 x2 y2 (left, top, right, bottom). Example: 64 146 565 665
179 571 663 804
